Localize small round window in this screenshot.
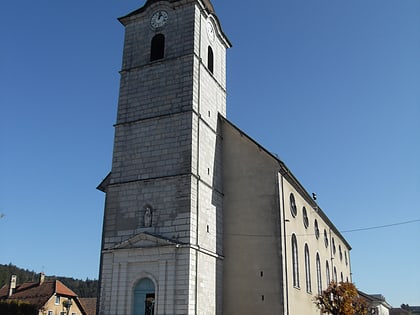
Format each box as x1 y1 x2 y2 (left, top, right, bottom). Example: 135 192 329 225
324 229 328 248
314 219 319 239
290 193 297 217
302 207 309 228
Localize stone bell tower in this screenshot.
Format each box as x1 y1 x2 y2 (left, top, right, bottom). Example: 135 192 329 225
97 0 231 314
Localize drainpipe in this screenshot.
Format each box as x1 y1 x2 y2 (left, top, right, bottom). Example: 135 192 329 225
278 172 289 315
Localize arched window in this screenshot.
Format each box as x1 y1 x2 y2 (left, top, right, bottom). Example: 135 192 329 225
340 272 344 282
207 46 214 74
133 278 155 315
333 267 337 283
326 261 330 286
291 234 299 288
150 34 165 61
304 244 311 293
316 253 322 294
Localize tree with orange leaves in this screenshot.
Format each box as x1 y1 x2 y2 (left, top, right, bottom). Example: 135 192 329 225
314 281 369 315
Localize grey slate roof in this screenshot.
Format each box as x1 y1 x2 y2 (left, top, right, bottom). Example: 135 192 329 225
120 0 215 22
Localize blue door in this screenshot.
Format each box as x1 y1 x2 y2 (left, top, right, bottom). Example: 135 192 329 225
133 278 155 315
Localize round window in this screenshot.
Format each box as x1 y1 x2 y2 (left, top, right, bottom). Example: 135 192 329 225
314 219 319 239
303 207 309 228
324 229 328 248
290 193 297 217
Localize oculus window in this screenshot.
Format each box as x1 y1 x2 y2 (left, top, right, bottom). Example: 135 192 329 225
290 193 297 217
324 229 328 248
314 219 319 239
302 207 309 228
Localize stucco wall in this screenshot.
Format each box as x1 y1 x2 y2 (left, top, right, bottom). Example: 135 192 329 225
221 120 285 315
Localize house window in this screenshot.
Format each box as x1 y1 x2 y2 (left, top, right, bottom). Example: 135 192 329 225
133 278 155 315
339 245 343 261
304 244 311 293
333 267 337 283
314 219 319 239
326 261 331 285
48 311 53 315
316 253 322 294
302 207 309 228
332 237 336 255
345 251 348 266
340 272 344 282
55 296 60 305
150 34 165 61
291 234 299 288
207 46 214 74
290 193 297 217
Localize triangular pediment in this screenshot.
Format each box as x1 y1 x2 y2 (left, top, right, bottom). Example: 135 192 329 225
111 232 178 250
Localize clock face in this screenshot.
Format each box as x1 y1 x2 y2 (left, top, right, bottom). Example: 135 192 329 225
150 10 168 29
206 20 215 42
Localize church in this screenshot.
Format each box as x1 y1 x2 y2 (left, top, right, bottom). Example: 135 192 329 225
96 0 352 314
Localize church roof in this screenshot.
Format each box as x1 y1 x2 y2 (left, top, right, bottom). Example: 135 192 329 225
219 115 352 250
118 0 231 47
120 0 215 22
145 0 215 13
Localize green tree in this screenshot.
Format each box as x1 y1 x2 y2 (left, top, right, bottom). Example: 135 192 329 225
314 281 368 315
0 300 37 315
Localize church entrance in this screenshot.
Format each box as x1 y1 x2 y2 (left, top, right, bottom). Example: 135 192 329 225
133 278 155 315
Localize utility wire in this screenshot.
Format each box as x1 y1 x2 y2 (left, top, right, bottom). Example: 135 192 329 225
340 218 420 233
225 218 420 238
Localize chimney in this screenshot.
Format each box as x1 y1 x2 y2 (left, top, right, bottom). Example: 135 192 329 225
8 275 17 297
39 272 45 285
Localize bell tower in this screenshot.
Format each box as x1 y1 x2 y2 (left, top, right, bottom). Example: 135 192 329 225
97 0 231 314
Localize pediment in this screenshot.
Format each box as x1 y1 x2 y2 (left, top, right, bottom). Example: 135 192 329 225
112 232 178 250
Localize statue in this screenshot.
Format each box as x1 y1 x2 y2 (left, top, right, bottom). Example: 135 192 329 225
144 207 152 227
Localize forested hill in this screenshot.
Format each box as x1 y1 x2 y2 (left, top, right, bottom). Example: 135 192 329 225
0 263 98 298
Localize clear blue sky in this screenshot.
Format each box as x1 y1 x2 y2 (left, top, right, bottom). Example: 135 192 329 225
1 0 419 308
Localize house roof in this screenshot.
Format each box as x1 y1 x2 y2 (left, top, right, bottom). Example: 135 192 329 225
358 291 392 309
390 309 410 315
79 298 97 315
0 279 77 309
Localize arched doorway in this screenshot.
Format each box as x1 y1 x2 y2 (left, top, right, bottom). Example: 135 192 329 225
133 278 155 315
